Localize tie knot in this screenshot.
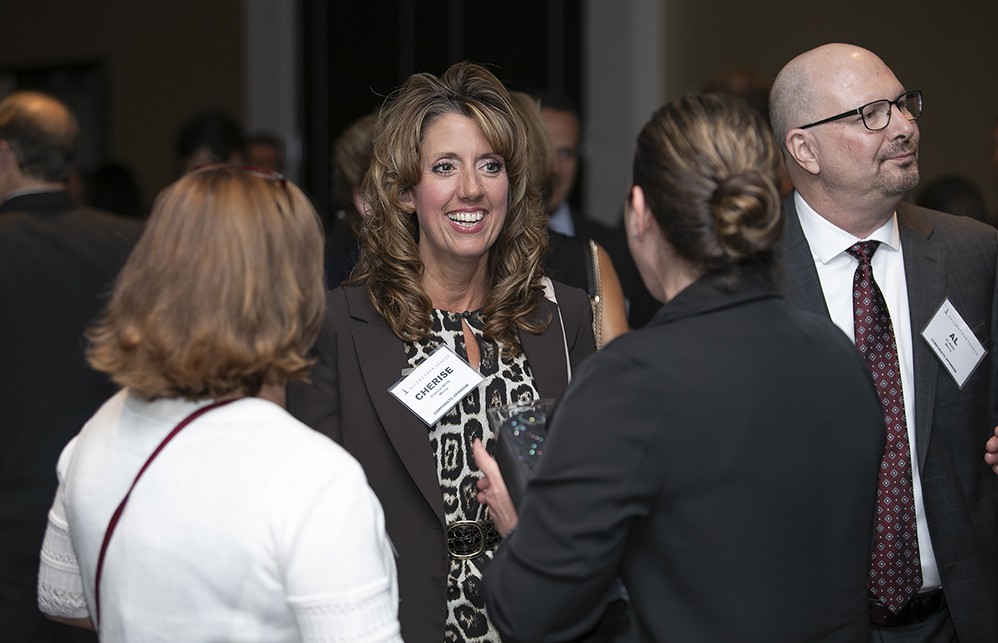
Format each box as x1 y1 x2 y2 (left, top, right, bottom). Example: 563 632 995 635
847 240 880 266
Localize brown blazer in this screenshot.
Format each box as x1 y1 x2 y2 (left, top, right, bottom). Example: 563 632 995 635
776 196 998 642
287 281 596 643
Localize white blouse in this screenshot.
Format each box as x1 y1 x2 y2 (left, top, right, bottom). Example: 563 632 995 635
38 390 401 643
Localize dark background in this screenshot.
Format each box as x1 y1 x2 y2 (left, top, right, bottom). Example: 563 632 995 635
1 1 996 222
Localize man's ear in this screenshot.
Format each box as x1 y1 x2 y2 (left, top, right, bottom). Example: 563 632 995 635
0 140 15 168
785 129 820 176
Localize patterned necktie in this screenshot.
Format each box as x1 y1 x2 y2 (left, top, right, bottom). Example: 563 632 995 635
847 240 921 614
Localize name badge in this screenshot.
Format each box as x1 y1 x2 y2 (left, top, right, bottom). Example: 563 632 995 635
389 344 485 426
921 298 987 389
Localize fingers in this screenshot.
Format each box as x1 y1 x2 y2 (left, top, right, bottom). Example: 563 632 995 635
986 428 998 473
472 438 500 480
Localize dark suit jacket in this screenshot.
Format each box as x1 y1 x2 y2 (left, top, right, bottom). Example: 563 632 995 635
0 191 142 642
776 196 998 642
485 271 885 642
287 282 595 643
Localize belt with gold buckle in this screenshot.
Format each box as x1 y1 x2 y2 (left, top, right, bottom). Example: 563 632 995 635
446 519 501 559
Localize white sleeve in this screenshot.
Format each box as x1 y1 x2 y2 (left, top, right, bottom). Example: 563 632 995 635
280 457 401 643
37 437 91 619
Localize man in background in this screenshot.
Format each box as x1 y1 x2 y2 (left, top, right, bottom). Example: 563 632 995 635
771 43 998 641
245 131 285 173
534 91 659 328
174 108 244 173
0 90 142 642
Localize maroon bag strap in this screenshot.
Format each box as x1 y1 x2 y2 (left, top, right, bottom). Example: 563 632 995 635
93 398 236 629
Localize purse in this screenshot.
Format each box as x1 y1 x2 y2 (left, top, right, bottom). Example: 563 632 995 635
585 238 604 348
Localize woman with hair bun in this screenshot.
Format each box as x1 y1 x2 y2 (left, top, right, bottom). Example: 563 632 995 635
479 94 886 641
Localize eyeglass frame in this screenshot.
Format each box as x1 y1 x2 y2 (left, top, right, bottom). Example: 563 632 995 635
798 90 922 132
190 163 288 188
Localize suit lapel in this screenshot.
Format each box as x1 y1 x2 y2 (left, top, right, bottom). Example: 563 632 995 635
346 289 446 523
897 204 942 470
345 288 572 523
777 197 940 467
775 195 830 316
519 296 570 399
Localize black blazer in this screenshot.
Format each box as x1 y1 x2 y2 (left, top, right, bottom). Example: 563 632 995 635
485 272 885 642
776 196 998 642
287 281 595 643
0 192 142 642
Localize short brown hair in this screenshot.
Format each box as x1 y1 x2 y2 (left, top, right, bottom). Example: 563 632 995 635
87 166 325 400
352 61 549 355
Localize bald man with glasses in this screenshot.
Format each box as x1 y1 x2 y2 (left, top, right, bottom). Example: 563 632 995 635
771 43 998 642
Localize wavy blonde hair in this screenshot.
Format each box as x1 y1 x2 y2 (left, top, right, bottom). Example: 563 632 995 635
632 93 783 280
351 61 550 355
87 166 325 400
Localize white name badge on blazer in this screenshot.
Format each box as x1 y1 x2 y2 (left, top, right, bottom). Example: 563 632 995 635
921 298 987 389
389 344 484 426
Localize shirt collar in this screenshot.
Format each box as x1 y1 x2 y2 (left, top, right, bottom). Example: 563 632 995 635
2 186 63 203
794 191 900 265
547 201 575 237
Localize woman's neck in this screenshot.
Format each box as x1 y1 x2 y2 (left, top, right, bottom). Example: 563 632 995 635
255 382 286 407
421 257 491 312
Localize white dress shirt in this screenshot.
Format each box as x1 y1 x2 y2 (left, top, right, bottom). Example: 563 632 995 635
795 192 941 592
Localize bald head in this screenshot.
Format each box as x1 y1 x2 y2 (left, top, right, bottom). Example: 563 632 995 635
0 90 79 184
771 44 919 233
771 44 898 147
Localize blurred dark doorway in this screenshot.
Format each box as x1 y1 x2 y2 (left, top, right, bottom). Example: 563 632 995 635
302 0 581 220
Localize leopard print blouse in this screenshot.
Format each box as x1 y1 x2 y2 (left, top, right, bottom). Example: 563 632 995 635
405 309 539 642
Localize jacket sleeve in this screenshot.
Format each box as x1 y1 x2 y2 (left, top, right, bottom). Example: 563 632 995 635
287 291 343 443
485 346 659 642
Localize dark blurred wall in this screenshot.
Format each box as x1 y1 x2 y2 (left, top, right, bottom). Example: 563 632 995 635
0 0 243 203
664 1 998 215
2 1 996 215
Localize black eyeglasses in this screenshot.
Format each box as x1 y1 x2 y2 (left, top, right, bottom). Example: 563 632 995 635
799 90 922 131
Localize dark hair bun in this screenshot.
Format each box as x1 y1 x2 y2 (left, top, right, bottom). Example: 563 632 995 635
710 170 782 262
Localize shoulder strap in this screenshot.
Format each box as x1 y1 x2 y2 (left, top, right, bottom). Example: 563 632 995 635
540 277 572 383
93 398 236 630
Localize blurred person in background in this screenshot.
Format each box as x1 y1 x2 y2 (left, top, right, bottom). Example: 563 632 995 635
510 90 628 347
0 90 143 643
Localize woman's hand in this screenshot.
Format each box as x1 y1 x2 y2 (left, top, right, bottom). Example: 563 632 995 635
472 438 518 537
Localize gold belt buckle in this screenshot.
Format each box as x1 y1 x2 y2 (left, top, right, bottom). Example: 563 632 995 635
447 520 486 559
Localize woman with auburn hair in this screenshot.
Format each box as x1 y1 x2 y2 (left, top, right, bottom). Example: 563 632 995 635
478 94 885 641
288 62 596 642
36 166 401 643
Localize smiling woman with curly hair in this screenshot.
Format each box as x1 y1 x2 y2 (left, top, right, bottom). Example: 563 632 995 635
288 61 596 642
